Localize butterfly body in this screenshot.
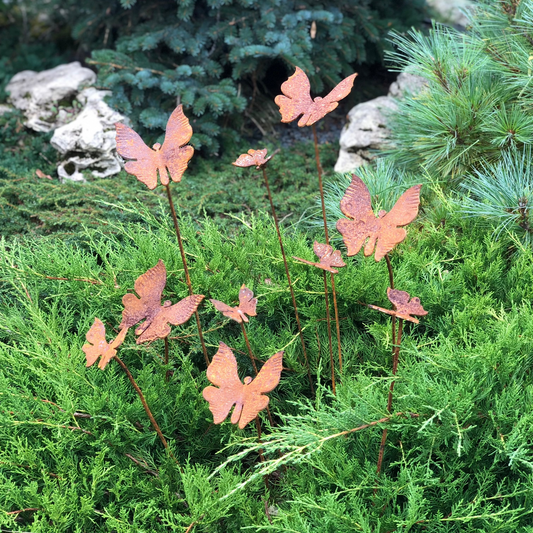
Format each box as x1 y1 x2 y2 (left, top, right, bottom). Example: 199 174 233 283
275 67 357 127
210 285 257 323
115 105 194 190
232 149 272 169
83 318 128 370
120 260 204 343
337 175 421 262
203 342 283 429
293 241 346 274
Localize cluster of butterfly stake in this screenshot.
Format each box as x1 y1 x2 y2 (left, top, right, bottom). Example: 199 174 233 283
82 66 425 481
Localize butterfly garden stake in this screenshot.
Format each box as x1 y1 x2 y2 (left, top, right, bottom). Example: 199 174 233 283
336 174 423 480
233 149 314 395
115 106 210 366
275 67 357 378
293 241 346 393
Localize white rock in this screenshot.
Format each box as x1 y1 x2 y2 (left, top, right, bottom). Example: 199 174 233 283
334 96 397 174
6 62 96 132
427 0 473 28
51 88 126 182
388 72 428 98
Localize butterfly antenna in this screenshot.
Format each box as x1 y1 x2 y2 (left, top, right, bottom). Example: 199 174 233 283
164 184 210 366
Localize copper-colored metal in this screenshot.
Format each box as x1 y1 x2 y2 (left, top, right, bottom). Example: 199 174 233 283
275 67 357 127
337 175 422 262
365 288 427 324
120 259 204 344
115 105 194 190
164 184 210 366
210 284 258 324
83 319 128 370
322 271 335 394
203 342 283 429
293 241 346 274
232 149 272 169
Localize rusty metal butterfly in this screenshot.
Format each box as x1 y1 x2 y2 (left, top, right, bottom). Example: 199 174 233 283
120 260 204 343
210 285 257 323
336 175 422 262
293 241 346 274
83 319 129 370
232 148 272 169
366 288 428 324
115 105 194 190
203 342 283 429
275 67 357 127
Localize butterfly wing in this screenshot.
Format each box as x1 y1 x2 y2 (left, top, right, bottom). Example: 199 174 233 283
210 299 243 323
115 122 159 190
233 149 270 169
203 342 244 424
160 105 194 185
336 175 377 256
238 285 257 322
239 351 283 429
305 72 357 126
312 241 344 273
83 318 108 367
99 327 129 369
374 185 422 262
387 288 427 323
120 260 167 329
136 294 204 343
274 67 314 127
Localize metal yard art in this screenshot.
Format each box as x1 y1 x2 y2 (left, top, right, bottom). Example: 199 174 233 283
293 241 346 275
275 66 357 388
210 285 257 324
83 319 128 370
365 288 427 324
115 106 210 366
203 342 283 429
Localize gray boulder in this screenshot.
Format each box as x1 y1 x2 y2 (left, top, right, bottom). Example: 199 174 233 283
334 73 427 173
6 62 96 132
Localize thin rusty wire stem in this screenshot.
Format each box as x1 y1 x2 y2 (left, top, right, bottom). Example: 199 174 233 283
165 184 209 367
322 271 335 395
255 416 270 488
240 322 259 375
385 253 396 346
241 322 274 426
376 318 404 482
114 356 175 461
312 123 343 386
261 167 314 395
164 337 171 382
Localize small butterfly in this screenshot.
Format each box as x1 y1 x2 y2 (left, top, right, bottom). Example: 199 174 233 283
120 260 204 343
275 67 357 127
232 149 272 169
293 241 346 274
203 342 283 429
115 105 194 190
83 318 129 370
336 175 422 262
210 285 257 323
365 288 427 324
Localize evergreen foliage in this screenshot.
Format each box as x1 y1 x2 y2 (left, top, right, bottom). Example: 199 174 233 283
3 200 533 530
386 0 533 180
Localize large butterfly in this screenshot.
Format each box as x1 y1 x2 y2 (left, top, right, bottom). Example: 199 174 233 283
232 148 272 169
83 318 129 370
366 288 427 324
336 175 422 262
203 342 283 429
115 105 194 190
120 260 204 343
275 67 357 127
210 285 257 323
293 241 346 274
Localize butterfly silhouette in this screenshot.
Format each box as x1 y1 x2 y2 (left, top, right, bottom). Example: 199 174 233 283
275 67 357 127
115 105 194 190
293 241 346 274
83 318 129 370
120 260 204 343
232 149 272 169
366 288 427 324
203 342 283 429
336 175 422 262
210 285 257 323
